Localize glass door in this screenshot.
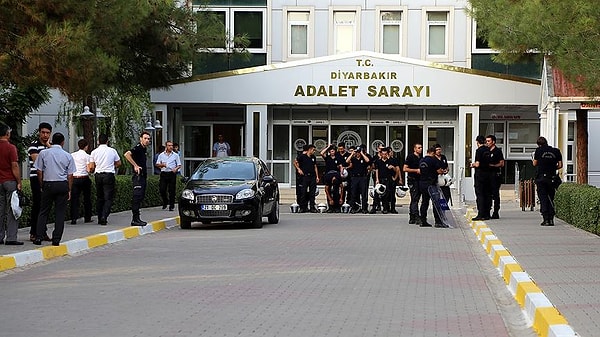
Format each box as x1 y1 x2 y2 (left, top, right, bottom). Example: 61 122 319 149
426 126 455 177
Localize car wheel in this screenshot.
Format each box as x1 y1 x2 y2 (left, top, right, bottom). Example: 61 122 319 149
180 219 192 229
267 202 280 224
251 205 263 228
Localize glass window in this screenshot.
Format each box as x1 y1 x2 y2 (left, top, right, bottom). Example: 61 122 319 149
381 11 402 54
334 11 356 54
480 122 505 145
426 108 457 121
273 125 290 160
507 122 538 143
427 12 447 56
289 12 309 55
197 11 226 49
234 11 263 49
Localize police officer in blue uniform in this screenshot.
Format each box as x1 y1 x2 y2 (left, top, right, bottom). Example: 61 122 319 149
346 144 371 213
295 144 319 213
403 143 423 224
533 136 563 226
320 144 344 212
418 146 444 227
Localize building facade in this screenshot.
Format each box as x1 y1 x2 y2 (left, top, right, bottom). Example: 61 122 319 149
149 0 542 201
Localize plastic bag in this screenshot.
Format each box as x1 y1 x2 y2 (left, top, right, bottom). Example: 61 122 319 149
11 190 22 220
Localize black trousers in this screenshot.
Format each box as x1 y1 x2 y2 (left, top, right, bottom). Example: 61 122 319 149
95 173 116 221
29 176 45 235
474 172 492 218
419 182 441 223
299 175 316 210
490 172 502 213
351 176 369 211
407 178 421 216
132 174 147 217
159 171 177 208
37 181 68 241
71 176 92 221
536 176 556 219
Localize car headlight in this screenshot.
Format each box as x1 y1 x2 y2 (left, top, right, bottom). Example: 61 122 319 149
181 189 195 201
235 189 255 200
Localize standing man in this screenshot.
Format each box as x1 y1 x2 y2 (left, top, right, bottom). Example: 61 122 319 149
434 144 452 204
374 147 400 214
403 143 423 224
533 136 563 226
156 140 181 211
346 144 371 214
28 122 52 242
0 124 23 245
212 134 231 157
294 144 319 213
471 136 491 221
337 142 351 204
320 144 344 213
70 139 93 224
418 146 444 227
32 133 76 246
89 134 121 226
124 131 152 226
486 135 505 219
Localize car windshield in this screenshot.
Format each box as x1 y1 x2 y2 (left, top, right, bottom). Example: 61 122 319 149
191 160 256 181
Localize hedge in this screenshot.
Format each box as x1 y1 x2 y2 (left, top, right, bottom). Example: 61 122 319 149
16 175 184 228
555 182 600 235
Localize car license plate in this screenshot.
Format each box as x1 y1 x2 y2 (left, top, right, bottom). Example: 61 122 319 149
201 204 228 211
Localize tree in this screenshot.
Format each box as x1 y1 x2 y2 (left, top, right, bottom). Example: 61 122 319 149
0 1 240 165
469 0 600 184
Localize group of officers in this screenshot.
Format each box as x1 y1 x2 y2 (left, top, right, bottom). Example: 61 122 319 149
293 141 453 227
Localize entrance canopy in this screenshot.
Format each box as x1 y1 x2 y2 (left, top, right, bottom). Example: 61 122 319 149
151 51 540 106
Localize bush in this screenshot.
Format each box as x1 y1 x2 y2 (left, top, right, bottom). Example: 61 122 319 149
17 175 184 228
555 182 600 235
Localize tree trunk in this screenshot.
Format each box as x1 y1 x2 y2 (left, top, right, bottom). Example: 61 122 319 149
576 109 588 184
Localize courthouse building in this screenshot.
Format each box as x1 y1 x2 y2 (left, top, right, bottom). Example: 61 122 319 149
149 0 542 200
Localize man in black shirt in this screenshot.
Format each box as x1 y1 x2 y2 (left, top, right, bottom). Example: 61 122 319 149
337 142 351 204
124 131 151 226
533 136 563 226
418 146 443 227
486 135 505 219
346 144 371 213
295 144 319 213
320 144 344 212
374 147 400 214
471 136 492 221
403 143 423 224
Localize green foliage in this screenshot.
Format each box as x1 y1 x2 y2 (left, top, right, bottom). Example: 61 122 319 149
469 0 600 96
17 174 184 228
555 183 600 235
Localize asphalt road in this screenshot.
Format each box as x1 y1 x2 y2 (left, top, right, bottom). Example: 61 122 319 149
0 209 536 337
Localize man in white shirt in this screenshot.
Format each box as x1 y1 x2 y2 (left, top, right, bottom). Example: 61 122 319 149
70 139 93 224
89 134 121 225
155 141 181 211
212 134 231 157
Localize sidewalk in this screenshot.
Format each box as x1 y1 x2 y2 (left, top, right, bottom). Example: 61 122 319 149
0 207 179 271
463 199 600 337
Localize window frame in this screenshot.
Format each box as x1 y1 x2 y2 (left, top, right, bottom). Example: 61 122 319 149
328 6 361 55
283 7 315 60
421 7 454 62
375 6 408 56
196 7 267 53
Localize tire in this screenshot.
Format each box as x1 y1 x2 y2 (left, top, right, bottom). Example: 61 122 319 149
180 219 192 229
251 205 263 228
267 202 280 224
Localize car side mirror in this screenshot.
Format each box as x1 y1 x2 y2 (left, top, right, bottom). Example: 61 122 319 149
262 175 274 183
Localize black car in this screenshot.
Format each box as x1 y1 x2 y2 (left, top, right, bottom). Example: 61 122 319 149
178 156 280 229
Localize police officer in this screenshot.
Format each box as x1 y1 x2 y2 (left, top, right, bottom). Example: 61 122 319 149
346 144 371 213
295 144 319 213
369 145 384 214
320 144 344 212
374 147 400 214
486 135 505 219
403 143 423 224
471 136 491 221
337 142 351 204
533 136 563 226
418 146 443 227
434 144 451 204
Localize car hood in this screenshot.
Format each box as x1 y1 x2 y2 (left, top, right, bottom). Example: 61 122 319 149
186 180 256 194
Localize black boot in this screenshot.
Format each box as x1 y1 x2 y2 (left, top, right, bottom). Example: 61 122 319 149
131 213 147 226
419 217 432 227
408 214 416 224
540 215 553 226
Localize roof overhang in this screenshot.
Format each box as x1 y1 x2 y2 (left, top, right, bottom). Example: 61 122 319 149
151 51 540 106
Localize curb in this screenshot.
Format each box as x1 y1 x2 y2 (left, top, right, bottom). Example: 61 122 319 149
464 209 577 337
0 217 180 272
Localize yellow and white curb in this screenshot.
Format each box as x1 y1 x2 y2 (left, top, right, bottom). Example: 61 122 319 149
465 209 577 337
0 217 180 272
